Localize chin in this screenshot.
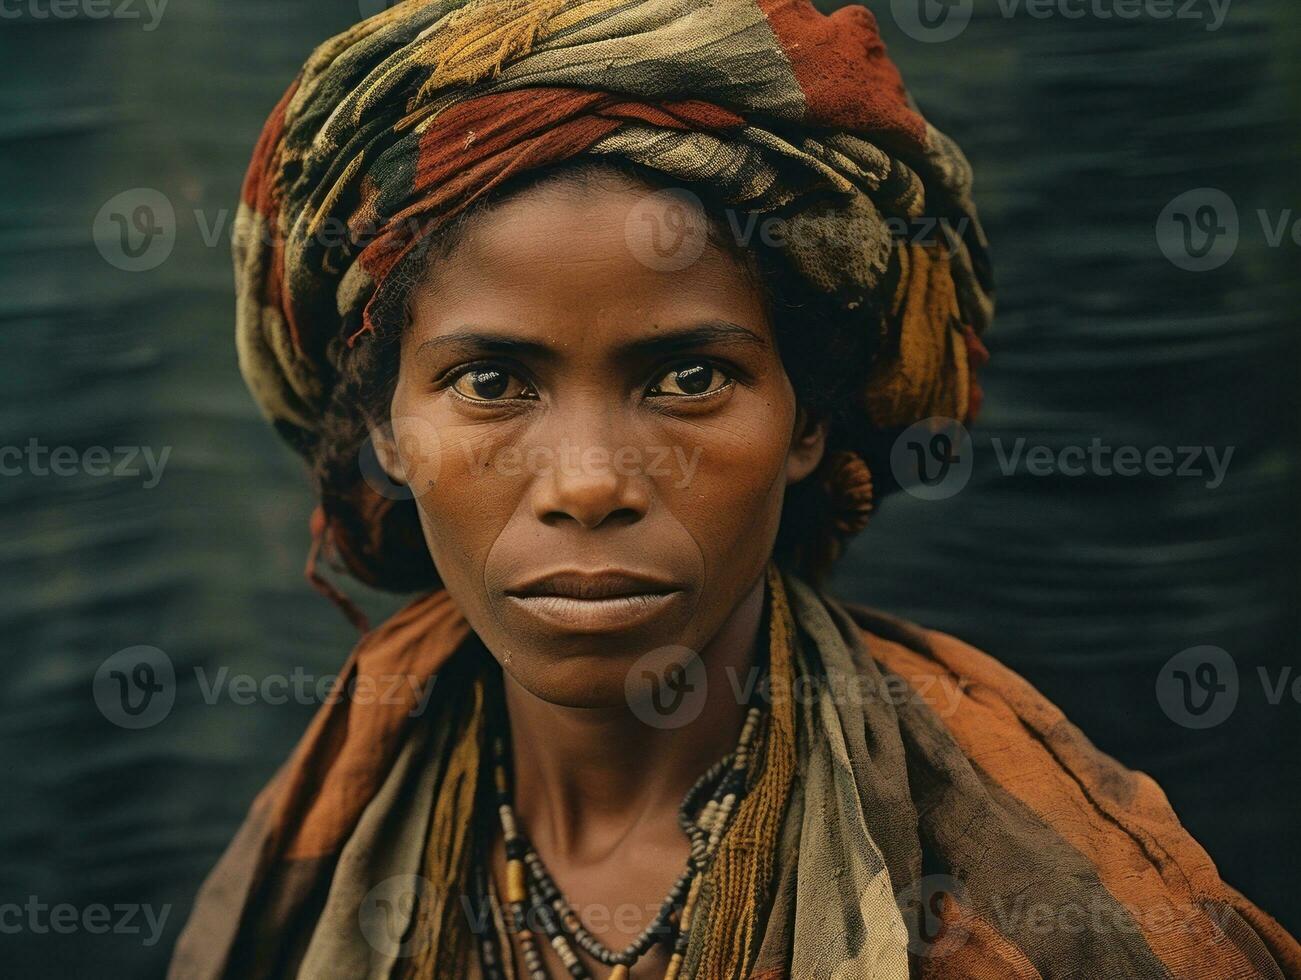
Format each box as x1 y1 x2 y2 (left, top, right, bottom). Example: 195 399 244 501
482 606 708 709
501 651 648 710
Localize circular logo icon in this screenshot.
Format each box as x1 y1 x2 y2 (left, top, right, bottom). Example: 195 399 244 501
624 189 710 273
93 645 175 729
359 874 431 958
625 645 708 730
1156 188 1240 272
359 415 442 502
891 0 974 44
93 188 176 272
890 417 973 501
1156 645 1239 730
895 873 971 959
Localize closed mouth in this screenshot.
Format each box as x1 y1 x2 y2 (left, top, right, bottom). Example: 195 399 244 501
503 570 684 633
504 570 682 601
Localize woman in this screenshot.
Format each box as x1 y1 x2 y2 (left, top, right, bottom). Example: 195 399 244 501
170 1 1300 977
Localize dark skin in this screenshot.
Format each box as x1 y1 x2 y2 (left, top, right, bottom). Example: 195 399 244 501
376 171 825 977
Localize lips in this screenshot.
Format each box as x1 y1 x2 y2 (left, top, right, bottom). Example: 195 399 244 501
503 570 684 633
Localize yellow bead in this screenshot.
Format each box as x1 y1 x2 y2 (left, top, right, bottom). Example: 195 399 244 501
505 858 527 904
608 965 630 980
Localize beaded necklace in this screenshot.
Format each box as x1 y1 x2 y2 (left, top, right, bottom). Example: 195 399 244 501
473 669 769 980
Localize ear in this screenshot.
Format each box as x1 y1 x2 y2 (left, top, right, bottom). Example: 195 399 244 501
785 407 827 485
369 420 409 487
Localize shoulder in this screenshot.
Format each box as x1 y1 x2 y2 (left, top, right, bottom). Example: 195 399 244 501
840 599 1201 855
833 600 1301 978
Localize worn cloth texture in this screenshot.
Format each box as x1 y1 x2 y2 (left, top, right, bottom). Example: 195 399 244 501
189 1 1301 977
234 0 993 448
168 565 1301 979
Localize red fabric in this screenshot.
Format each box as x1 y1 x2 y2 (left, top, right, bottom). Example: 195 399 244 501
758 0 927 152
351 88 747 343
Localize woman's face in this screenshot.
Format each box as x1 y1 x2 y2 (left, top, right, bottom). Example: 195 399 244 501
379 173 824 708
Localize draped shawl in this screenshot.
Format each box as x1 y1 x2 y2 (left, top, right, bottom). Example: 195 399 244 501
168 567 1301 978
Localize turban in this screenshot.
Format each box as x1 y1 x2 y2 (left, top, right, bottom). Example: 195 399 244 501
234 0 993 456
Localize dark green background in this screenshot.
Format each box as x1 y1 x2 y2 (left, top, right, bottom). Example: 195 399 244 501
2 1 1298 976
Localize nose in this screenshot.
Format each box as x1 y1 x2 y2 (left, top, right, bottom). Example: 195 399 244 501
528 415 650 530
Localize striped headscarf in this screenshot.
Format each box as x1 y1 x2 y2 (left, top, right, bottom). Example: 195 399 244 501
234 0 992 460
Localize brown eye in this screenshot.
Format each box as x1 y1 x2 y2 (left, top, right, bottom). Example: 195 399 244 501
451 366 534 401
649 361 730 397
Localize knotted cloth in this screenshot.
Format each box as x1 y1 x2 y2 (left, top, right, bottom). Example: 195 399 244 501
233 0 993 454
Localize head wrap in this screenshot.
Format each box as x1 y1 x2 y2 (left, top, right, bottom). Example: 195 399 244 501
235 0 992 451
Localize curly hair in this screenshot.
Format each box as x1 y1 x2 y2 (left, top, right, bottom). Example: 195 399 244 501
306 158 896 595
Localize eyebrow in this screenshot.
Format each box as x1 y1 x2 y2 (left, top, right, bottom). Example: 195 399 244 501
413 332 555 363
618 320 769 360
412 320 769 364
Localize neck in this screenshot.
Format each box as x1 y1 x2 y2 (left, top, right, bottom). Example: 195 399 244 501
501 570 768 860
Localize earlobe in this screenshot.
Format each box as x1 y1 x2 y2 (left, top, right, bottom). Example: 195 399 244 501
785 410 827 485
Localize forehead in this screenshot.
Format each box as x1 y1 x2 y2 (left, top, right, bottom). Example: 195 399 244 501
408 175 771 345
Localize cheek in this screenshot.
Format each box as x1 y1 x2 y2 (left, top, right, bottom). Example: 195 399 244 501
387 388 532 593
658 389 795 563
388 370 797 611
